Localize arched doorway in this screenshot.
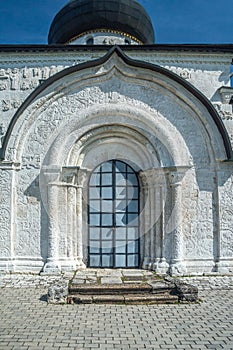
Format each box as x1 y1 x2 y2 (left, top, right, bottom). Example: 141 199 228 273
88 160 140 268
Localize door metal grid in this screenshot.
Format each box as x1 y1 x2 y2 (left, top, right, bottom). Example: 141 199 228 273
88 160 140 268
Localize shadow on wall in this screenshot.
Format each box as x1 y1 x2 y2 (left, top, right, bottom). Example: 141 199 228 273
24 175 48 263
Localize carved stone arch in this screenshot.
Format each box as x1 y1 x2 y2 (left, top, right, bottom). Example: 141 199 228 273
1 46 232 162
68 125 160 169
41 104 192 169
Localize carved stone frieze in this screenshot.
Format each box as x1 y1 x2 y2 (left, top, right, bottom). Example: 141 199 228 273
230 134 233 147
0 68 10 92
219 175 233 257
185 221 214 258
15 167 41 257
22 155 41 169
0 170 12 257
0 66 66 95
164 66 191 80
213 103 233 120
218 86 233 104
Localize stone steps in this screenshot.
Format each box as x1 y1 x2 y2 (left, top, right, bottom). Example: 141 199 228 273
48 272 199 304
69 283 153 295
68 280 179 304
68 292 178 305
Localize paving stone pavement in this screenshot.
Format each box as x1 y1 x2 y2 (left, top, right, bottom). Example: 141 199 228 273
0 288 233 350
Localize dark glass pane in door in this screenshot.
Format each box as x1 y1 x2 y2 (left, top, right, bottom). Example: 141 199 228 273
88 160 140 268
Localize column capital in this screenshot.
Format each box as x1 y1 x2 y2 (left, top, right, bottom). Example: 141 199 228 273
41 165 61 184
61 166 89 187
168 166 191 187
77 168 89 188
139 168 167 188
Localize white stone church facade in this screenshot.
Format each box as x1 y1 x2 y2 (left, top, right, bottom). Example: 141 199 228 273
0 0 233 276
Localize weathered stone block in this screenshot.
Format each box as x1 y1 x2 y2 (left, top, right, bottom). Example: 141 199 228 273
47 284 68 304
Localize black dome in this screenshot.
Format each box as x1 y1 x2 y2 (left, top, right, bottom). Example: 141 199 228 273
48 0 155 44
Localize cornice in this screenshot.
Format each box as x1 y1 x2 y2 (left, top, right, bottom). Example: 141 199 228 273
0 44 233 53
0 44 232 70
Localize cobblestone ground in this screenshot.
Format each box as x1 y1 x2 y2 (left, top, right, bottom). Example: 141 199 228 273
0 288 232 350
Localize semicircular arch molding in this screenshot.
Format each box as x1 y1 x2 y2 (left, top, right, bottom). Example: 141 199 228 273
39 104 192 170
67 125 161 170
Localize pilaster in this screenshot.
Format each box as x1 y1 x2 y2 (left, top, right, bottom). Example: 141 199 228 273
168 169 187 276
76 168 88 269
139 167 169 273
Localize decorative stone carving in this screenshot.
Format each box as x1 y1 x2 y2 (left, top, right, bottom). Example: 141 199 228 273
2 99 22 112
230 134 233 148
214 103 233 120
166 67 191 80
41 67 50 80
0 69 9 90
20 80 31 91
22 155 41 169
7 73 208 169
47 283 68 304
0 170 12 258
0 66 67 93
219 173 233 259
49 66 59 77
0 123 5 147
2 100 11 111
218 86 233 104
10 68 20 90
179 69 191 80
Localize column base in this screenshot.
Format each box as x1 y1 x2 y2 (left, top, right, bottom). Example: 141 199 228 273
0 259 15 272
215 259 233 274
169 260 187 276
142 257 152 270
76 258 86 269
153 258 169 275
42 260 61 275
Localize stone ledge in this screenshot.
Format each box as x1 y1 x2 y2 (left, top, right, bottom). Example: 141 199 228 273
1 273 233 290
180 276 233 290
0 272 69 289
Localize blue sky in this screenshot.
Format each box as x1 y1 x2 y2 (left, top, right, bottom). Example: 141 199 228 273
0 0 232 44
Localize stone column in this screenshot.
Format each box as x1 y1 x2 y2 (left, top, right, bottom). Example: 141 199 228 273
153 175 169 275
41 166 61 274
149 183 155 269
43 182 61 273
61 166 88 270
169 170 186 276
76 168 88 269
67 185 76 259
140 168 168 271
139 171 151 269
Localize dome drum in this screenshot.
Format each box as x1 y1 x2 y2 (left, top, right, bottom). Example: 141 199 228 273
48 0 155 45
